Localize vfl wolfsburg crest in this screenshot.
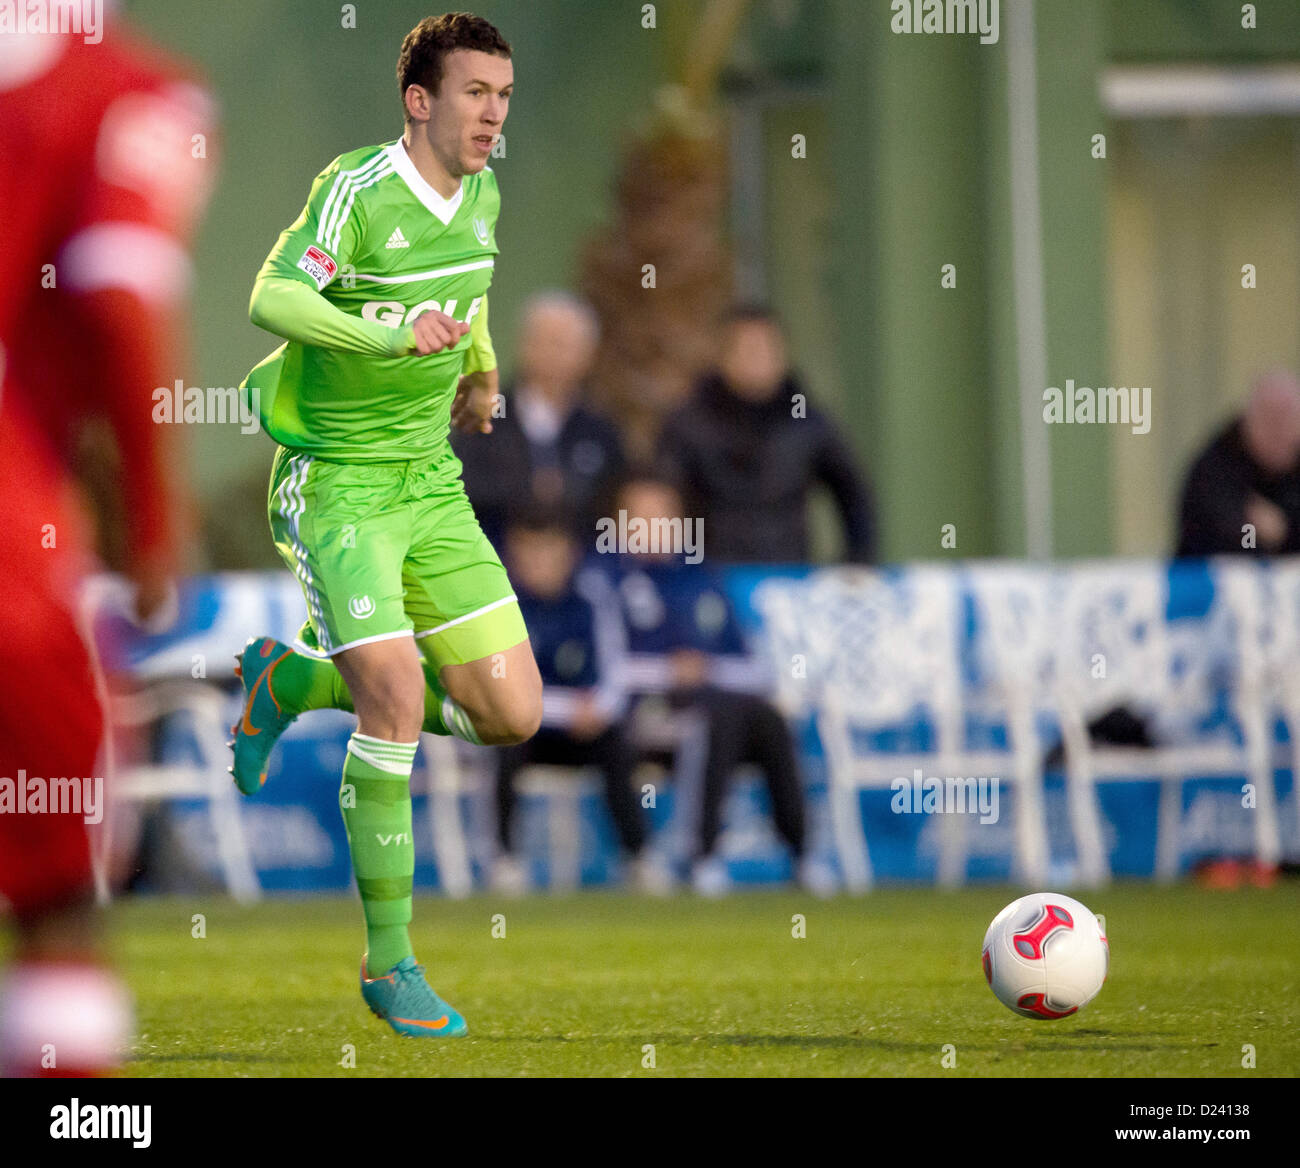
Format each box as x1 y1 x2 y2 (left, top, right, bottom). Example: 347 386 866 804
349 595 376 620
472 216 490 246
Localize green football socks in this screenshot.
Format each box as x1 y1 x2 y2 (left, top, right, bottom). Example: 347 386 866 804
265 646 351 715
341 733 419 976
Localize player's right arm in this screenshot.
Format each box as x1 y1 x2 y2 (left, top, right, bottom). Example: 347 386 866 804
249 156 466 357
55 73 218 621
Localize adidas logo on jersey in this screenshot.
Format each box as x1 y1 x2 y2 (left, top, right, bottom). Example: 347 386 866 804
385 227 410 249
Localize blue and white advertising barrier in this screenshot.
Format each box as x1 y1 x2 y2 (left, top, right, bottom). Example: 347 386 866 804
89 561 1300 895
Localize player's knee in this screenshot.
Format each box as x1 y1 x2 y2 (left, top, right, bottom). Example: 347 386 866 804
494 706 542 747
477 690 542 746
511 697 544 744
353 673 425 741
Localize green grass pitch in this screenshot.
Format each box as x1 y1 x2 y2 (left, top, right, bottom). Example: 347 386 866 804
103 884 1298 1077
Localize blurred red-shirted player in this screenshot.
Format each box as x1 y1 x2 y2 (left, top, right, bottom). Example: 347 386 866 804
0 1 215 1076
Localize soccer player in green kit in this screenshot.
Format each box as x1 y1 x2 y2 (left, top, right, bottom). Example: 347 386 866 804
232 13 540 1037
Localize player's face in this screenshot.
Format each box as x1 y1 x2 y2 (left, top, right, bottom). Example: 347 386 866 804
427 49 513 178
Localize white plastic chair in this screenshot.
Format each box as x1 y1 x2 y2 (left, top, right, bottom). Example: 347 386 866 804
80 576 260 903
1055 560 1279 882
752 576 817 721
417 732 475 898
964 563 1058 883
512 765 604 891
798 567 1038 891
1238 558 1299 859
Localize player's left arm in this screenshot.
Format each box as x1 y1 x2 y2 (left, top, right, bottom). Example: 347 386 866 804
450 295 499 435
58 78 218 620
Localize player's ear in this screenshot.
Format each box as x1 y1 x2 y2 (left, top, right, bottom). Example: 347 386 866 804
403 83 431 123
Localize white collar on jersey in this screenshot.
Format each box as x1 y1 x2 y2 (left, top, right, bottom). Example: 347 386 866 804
386 139 464 226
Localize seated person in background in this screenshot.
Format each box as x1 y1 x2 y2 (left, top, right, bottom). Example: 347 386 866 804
492 505 669 895
1177 368 1300 556
657 304 875 563
595 468 836 897
454 291 625 549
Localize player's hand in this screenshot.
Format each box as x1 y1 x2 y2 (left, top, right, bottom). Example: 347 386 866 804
409 309 471 356
451 368 500 435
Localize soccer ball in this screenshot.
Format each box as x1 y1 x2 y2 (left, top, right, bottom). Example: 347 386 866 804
981 892 1109 1019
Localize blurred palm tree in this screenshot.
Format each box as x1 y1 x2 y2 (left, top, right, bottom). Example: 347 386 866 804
581 0 752 458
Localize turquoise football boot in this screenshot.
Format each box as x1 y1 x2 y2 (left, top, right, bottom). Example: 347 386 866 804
228 636 299 795
360 955 468 1038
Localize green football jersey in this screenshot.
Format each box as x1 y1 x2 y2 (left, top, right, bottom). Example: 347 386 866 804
245 138 499 462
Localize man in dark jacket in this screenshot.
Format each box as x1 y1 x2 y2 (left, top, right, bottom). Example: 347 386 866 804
656 305 875 563
454 291 625 549
1177 369 1300 556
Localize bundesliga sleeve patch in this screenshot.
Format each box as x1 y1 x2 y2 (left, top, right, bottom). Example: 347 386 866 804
297 245 338 290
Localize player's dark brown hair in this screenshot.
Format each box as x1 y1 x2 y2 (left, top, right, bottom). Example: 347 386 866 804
397 12 511 112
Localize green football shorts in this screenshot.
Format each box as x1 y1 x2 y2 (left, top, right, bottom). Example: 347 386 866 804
267 444 527 668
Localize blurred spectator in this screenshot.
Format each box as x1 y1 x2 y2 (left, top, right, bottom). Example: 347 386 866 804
1177 369 1300 556
595 469 836 897
657 304 875 563
492 505 670 895
455 291 625 549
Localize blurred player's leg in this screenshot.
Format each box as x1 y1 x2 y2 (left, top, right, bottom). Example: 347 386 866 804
0 577 130 1077
0 1 216 1079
